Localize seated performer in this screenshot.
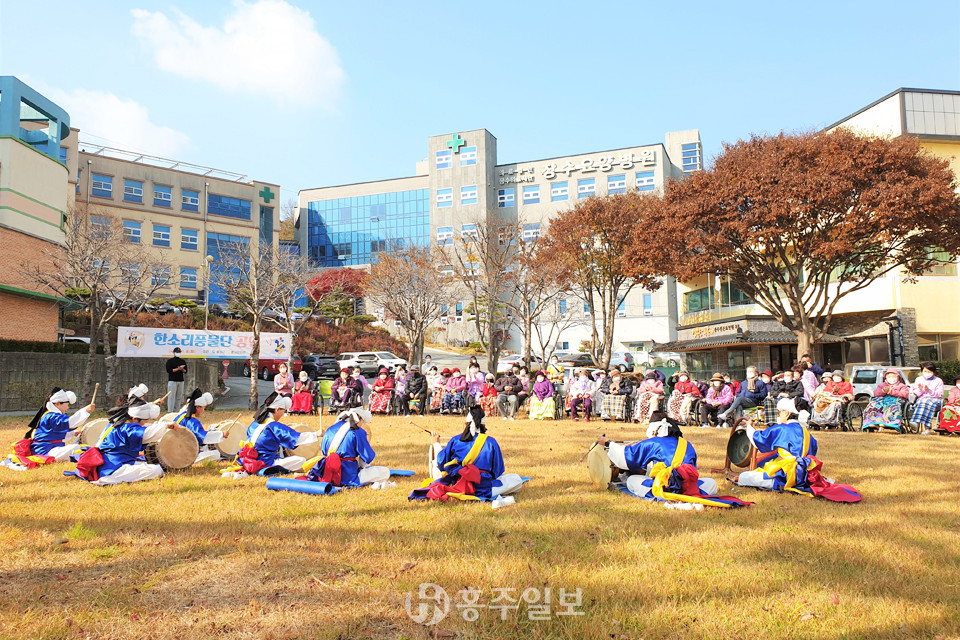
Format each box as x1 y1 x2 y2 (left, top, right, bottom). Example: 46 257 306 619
596 411 748 508
302 407 390 487
4 388 95 469
735 399 861 502
70 398 173 485
172 388 222 464
222 393 318 478
410 406 523 502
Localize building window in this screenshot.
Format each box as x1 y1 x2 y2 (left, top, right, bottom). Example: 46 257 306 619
181 229 198 251
583 301 591 316
59 146 68 163
437 226 454 246
123 179 144 204
151 265 171 287
370 239 387 253
154 185 172 208
616 298 626 317
559 341 569 350
152 224 171 248
551 182 568 202
924 248 958 276
559 299 567 314
122 220 141 244
460 146 477 166
461 224 478 243
90 215 111 239
456 302 463 322
180 267 198 289
182 189 200 212
643 293 652 315
498 188 515 208
681 142 702 175
460 185 478 205
436 150 452 169
522 223 541 242
608 174 626 195
436 188 453 208
577 178 596 198
333 243 352 258
635 171 655 192
522 185 540 204
208 194 252 220
91 174 113 198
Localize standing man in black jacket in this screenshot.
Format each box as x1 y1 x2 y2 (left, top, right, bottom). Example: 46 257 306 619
403 365 428 415
165 347 187 412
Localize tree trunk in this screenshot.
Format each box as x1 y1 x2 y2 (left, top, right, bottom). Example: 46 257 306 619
82 310 98 400
249 326 261 410
522 316 532 369
102 323 115 398
795 329 814 363
602 305 616 370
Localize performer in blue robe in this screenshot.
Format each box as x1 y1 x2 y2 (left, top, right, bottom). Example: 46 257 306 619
172 388 222 464
78 398 174 485
410 406 523 502
736 399 861 502
222 393 318 478
598 412 749 508
3 388 95 469
304 408 390 487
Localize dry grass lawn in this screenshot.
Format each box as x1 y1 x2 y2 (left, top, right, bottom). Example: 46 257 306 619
0 409 959 640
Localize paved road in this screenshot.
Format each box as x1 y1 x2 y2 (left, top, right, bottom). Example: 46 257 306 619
217 376 276 410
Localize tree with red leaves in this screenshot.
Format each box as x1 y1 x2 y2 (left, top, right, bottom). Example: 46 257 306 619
306 267 366 322
640 129 960 356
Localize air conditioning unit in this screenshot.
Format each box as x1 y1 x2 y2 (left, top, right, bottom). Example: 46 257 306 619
643 309 653 316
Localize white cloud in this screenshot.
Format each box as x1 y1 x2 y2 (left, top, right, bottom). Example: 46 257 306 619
131 1 344 108
44 87 191 157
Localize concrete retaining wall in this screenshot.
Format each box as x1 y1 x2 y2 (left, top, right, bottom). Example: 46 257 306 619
0 353 220 411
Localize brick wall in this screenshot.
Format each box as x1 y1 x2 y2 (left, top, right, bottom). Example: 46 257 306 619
0 354 220 411
0 226 61 341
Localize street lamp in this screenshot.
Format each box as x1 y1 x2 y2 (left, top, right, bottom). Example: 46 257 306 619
203 254 214 330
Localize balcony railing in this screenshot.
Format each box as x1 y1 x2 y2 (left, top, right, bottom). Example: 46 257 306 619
679 302 759 326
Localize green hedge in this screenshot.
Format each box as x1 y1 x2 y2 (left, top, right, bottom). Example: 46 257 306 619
935 360 960 384
0 339 103 354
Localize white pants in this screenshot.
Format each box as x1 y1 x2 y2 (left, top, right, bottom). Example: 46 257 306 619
493 473 524 497
625 474 718 497
737 470 776 490
93 462 164 486
194 447 221 465
223 454 307 479
44 444 79 463
359 465 391 484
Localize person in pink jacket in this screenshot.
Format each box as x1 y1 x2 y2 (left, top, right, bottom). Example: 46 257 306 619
910 361 944 435
441 368 468 414
632 370 664 423
862 367 911 432
701 372 734 427
937 373 960 434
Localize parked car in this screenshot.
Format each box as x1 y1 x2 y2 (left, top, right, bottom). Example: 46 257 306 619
337 352 382 376
243 355 302 380
846 365 922 401
609 351 635 372
636 351 682 368
302 354 340 379
557 352 597 370
496 354 544 373
372 351 408 372
208 303 238 319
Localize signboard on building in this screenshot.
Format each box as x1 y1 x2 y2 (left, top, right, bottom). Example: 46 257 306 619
117 327 292 359
689 323 743 340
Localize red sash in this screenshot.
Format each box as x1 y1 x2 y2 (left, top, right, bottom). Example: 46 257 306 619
10 439 55 468
426 464 482 501
237 444 267 474
75 447 104 481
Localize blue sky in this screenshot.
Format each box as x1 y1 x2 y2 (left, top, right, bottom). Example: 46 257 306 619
2 1 958 206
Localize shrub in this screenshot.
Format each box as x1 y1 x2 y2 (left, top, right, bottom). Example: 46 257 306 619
935 360 960 385
468 341 486 354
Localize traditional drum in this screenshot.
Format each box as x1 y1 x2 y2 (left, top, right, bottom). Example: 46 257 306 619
160 412 179 424
80 418 111 446
726 428 755 469
428 442 443 480
143 427 199 471
212 419 246 458
284 422 320 459
586 443 619 488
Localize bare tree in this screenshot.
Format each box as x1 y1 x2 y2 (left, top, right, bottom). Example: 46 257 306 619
262 248 325 368
208 240 286 409
21 205 167 398
366 244 454 365
442 216 518 374
279 198 297 242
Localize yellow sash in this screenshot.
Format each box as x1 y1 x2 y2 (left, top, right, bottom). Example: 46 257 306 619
648 438 733 508
757 426 813 496
418 434 489 494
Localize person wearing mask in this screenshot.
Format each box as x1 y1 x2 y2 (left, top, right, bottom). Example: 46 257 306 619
421 354 433 370
430 368 451 413
762 369 804 424
478 373 499 416
515 366 531 408
599 368 633 421
289 371 316 415
403 365 427 415
369 367 395 414
796 362 818 407
666 370 700 425
633 370 664 423
760 370 773 387
466 363 485 404
165 347 187 412
330 368 363 411
441 368 468 414
591 369 607 416
568 369 594 421
937 373 960 434
546 355 565 386
351 366 372 408
809 370 853 428
495 369 522 420
862 368 910 432
722 372 740 396
717 366 768 425
910 362 944 435
528 371 556 420
273 363 295 398
700 373 734 428
393 365 408 413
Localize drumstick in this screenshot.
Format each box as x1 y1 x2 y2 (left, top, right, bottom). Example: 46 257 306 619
407 419 434 435
152 391 171 406
220 413 244 433
90 383 100 407
578 433 606 463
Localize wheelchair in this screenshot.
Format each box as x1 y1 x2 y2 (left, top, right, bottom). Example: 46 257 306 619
327 388 362 415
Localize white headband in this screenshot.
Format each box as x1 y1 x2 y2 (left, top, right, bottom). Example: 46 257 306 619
127 383 148 400
337 407 372 425
49 389 77 405
268 396 292 411
195 392 214 408
645 419 670 439
129 403 161 420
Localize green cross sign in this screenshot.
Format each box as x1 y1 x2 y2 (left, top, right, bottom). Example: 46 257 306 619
259 186 275 203
447 133 466 154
